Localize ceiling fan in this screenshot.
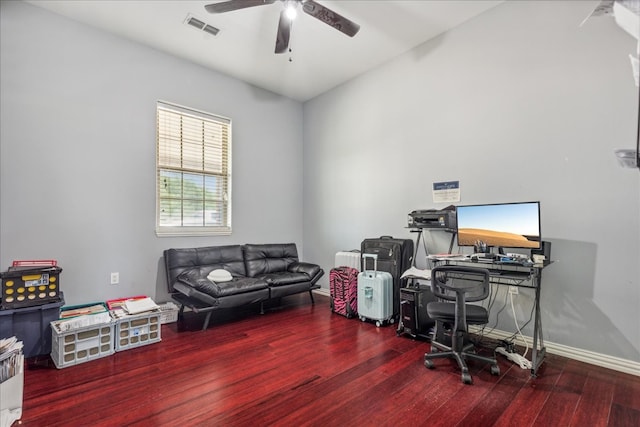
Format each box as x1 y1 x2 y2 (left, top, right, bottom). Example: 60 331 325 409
204 0 360 54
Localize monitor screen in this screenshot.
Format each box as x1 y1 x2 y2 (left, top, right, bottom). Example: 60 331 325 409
456 201 541 250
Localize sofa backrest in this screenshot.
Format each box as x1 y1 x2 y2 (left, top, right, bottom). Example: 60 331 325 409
243 243 299 278
163 245 246 292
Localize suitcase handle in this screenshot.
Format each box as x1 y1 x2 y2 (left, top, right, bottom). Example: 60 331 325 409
362 253 378 277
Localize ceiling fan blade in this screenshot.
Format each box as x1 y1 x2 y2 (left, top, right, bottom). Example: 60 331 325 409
275 10 292 54
205 0 276 14
301 0 360 37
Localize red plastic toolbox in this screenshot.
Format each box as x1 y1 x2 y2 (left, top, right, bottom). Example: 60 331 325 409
11 260 57 267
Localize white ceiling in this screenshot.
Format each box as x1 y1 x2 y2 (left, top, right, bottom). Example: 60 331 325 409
25 0 504 102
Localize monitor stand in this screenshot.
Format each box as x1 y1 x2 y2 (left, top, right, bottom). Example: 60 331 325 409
471 253 499 262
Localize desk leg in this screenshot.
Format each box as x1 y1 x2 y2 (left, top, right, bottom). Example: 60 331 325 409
530 272 545 377
448 232 456 254
413 230 423 267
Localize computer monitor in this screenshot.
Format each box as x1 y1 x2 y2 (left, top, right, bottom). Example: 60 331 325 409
456 201 541 251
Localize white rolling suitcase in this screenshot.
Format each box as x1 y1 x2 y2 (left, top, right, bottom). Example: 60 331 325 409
335 250 361 270
357 254 394 327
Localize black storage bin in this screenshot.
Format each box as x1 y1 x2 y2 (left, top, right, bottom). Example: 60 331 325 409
1 265 62 309
0 293 64 357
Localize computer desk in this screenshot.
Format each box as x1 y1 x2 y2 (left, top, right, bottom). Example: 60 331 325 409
429 257 552 377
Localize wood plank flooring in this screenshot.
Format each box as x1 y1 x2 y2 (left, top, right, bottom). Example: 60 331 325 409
19 294 640 426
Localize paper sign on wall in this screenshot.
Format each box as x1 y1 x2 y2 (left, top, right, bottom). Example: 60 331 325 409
432 181 460 203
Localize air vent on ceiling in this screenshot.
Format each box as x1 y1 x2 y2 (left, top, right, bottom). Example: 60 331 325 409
185 14 219 36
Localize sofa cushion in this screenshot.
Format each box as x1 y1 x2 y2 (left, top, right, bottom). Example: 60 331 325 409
164 245 246 292
177 267 268 298
243 243 299 278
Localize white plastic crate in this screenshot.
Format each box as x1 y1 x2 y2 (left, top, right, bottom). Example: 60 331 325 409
158 301 179 324
115 311 161 352
50 320 114 369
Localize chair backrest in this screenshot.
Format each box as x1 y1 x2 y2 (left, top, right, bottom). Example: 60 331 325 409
430 265 491 303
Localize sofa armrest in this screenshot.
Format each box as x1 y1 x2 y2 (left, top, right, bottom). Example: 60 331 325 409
288 262 323 283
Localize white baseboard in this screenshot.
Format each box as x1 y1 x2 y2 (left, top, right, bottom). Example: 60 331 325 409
313 288 330 297
313 289 639 376
469 326 640 377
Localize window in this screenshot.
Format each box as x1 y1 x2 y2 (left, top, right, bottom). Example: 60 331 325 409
156 101 231 236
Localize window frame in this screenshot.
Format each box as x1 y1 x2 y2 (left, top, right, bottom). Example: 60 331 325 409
155 101 232 237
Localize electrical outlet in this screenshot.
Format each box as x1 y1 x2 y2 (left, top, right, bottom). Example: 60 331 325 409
509 286 518 295
110 272 119 285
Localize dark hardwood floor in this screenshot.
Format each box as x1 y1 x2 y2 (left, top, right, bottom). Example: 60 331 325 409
20 294 639 426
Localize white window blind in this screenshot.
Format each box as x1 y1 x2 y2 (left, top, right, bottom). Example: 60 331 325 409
156 101 231 236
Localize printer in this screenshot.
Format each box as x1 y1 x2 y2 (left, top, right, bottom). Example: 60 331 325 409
408 206 457 231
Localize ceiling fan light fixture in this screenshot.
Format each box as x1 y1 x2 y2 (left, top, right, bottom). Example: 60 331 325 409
285 1 298 20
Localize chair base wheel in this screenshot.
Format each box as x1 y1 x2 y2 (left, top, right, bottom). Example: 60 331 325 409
424 357 434 369
461 372 472 384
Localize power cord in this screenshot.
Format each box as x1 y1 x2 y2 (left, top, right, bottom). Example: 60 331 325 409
482 286 509 337
509 291 529 359
494 291 532 370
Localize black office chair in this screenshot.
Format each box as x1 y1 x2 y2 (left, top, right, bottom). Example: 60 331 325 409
424 265 500 384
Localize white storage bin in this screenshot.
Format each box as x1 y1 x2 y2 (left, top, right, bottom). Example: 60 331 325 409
50 320 114 369
115 311 161 352
158 301 179 324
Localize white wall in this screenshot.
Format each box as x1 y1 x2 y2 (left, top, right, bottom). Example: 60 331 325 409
303 1 640 362
0 1 304 305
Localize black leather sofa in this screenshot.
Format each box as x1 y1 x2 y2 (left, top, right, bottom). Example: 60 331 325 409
164 243 324 330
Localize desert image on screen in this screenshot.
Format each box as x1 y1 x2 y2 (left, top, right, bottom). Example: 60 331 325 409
458 228 539 248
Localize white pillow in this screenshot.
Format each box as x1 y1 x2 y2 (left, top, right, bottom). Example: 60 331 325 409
207 269 233 282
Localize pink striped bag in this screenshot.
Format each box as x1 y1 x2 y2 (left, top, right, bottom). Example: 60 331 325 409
329 266 358 318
